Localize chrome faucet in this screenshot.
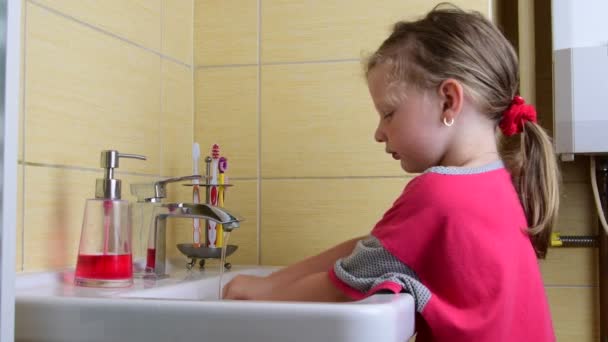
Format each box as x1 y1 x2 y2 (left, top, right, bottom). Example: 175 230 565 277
131 176 242 278
150 202 240 277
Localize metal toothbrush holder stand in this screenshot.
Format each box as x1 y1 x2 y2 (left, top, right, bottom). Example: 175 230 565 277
177 155 237 270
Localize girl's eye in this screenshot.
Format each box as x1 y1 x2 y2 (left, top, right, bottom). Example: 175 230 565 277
383 111 394 120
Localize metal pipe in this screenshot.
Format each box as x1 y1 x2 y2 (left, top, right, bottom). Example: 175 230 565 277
601 229 608 342
558 235 598 248
596 156 608 342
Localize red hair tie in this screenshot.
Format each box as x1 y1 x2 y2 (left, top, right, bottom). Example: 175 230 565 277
499 95 537 136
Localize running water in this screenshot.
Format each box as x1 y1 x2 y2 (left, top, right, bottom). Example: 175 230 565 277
218 231 231 299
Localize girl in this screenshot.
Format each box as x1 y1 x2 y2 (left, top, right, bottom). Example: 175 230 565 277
223 5 558 341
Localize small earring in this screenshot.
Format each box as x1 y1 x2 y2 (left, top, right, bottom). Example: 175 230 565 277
443 117 455 127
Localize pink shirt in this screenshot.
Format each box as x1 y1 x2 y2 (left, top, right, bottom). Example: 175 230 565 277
329 164 555 341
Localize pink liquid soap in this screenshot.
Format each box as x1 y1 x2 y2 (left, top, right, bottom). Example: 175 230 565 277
75 254 132 280
146 248 156 270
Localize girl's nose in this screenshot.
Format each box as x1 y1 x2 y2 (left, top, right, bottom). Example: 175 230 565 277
374 125 385 143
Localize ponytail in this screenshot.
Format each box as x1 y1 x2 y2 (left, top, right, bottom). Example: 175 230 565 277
502 122 560 259
519 122 560 258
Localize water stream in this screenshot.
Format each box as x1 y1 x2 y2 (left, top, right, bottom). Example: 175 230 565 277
218 231 231 300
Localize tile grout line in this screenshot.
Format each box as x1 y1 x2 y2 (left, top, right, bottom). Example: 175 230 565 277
158 0 164 178
260 175 412 180
262 58 361 66
196 58 361 70
20 161 158 177
191 0 195 151
20 1 28 272
257 0 262 265
197 63 258 69
19 161 411 180
26 0 192 68
19 161 289 181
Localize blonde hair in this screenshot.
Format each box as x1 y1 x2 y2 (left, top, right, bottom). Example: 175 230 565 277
366 4 559 258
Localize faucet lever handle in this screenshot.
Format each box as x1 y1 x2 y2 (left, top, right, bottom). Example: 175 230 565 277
154 175 203 199
156 175 202 186
131 175 203 202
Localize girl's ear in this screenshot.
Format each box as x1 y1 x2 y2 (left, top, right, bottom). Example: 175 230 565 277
437 79 464 122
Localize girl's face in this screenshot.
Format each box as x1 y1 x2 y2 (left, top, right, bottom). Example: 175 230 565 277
368 63 451 173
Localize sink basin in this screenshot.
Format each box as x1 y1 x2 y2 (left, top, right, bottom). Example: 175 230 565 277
15 265 415 342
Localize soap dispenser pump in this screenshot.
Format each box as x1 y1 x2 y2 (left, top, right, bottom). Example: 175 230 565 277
74 150 146 287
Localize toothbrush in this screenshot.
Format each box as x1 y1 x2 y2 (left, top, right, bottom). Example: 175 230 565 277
192 143 201 248
208 144 220 248
216 157 228 247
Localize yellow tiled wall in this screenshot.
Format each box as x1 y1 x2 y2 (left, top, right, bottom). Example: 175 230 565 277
17 0 598 340
18 0 194 271
194 0 598 340
194 0 488 266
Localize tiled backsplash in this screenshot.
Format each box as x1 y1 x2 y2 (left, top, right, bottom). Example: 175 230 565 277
18 0 194 270
17 0 599 340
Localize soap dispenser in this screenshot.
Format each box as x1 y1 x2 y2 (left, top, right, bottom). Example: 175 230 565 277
74 150 146 287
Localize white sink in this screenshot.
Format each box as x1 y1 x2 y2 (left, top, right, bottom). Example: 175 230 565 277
15 265 415 342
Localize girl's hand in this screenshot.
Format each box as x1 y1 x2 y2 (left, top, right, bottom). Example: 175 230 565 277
222 274 274 300
222 272 350 302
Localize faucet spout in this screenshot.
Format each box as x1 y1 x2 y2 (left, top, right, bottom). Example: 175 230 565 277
149 203 242 277
163 202 240 230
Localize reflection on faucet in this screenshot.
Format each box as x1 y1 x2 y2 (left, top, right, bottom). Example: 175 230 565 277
148 203 241 278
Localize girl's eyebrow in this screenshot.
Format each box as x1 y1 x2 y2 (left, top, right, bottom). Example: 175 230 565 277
383 90 406 109
375 104 391 114
381 107 394 114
